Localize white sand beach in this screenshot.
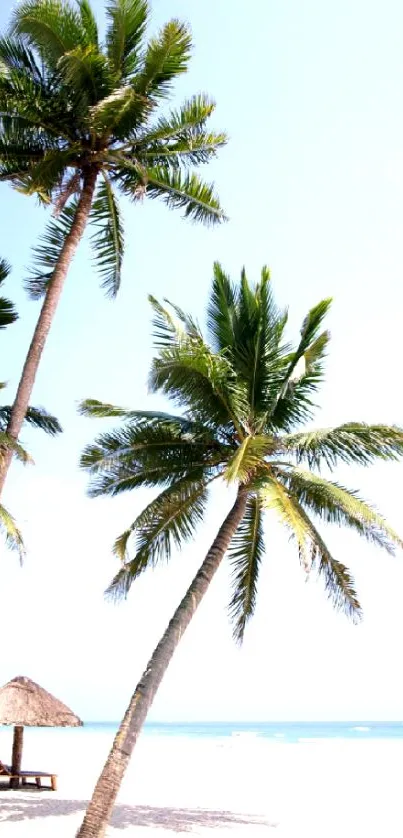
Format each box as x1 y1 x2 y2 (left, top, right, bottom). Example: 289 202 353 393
1 728 403 837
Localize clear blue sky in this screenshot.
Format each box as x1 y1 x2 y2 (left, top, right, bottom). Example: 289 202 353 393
1 0 403 721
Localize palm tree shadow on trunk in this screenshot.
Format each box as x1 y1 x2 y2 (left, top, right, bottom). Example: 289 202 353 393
0 795 277 831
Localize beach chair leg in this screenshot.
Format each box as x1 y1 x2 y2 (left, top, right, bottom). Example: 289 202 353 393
35 777 41 789
51 775 57 791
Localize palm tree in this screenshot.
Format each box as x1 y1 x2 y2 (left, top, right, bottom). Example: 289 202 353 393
77 265 403 837
0 0 227 492
0 258 61 559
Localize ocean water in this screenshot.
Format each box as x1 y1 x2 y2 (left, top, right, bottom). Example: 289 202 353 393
79 720 403 744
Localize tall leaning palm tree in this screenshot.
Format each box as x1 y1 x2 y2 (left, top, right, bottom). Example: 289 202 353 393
0 0 227 492
0 258 61 559
77 265 403 837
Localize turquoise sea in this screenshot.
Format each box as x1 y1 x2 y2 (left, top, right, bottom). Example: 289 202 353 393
80 720 403 743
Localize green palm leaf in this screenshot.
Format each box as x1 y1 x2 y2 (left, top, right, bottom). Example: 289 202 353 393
0 35 42 79
117 163 226 225
142 132 227 169
224 436 273 483
137 95 228 167
150 343 248 433
14 148 78 203
80 417 224 496
140 94 216 144
11 0 88 68
228 494 264 642
134 19 191 100
259 474 312 570
79 398 208 433
148 294 202 348
282 424 403 469
275 466 403 554
282 298 332 387
269 299 331 431
106 0 149 79
0 258 17 328
0 431 31 465
144 166 226 225
207 262 240 354
0 405 62 436
90 175 123 297
0 502 25 564
57 45 113 103
107 473 209 599
77 0 98 46
25 198 78 299
290 499 362 620
90 86 146 135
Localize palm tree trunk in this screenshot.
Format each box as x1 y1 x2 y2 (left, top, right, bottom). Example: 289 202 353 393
0 166 99 495
76 488 248 838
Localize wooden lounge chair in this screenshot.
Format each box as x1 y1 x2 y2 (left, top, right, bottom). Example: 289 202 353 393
0 760 57 790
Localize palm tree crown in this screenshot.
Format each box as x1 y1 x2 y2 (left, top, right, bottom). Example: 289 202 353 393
0 0 227 298
80 265 403 641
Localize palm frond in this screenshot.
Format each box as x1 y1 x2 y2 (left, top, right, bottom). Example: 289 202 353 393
149 340 248 434
0 130 47 163
0 73 85 144
0 258 17 328
0 405 62 435
268 299 331 431
139 94 215 144
207 262 238 353
282 424 403 469
260 473 362 619
290 498 362 621
0 431 31 465
0 258 11 285
0 107 48 168
57 45 113 104
0 35 42 79
80 418 224 496
106 473 209 599
289 298 332 380
90 86 148 136
148 294 201 348
11 0 88 69
275 465 403 554
228 494 264 642
224 436 273 484
90 174 123 297
78 398 132 419
79 397 198 428
142 166 227 226
207 265 289 418
106 0 149 79
77 0 98 46
237 267 289 417
25 198 78 299
134 19 192 100
137 95 227 166
141 132 227 169
0 502 25 564
259 474 312 570
12 148 77 204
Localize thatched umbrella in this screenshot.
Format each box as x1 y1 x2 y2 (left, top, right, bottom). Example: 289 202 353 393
0 675 82 787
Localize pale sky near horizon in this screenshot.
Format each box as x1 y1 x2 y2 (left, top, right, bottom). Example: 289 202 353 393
1 0 403 722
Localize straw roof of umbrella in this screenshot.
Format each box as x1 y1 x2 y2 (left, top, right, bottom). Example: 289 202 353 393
0 676 83 727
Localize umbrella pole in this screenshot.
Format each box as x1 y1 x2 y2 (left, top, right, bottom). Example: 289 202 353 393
10 725 23 789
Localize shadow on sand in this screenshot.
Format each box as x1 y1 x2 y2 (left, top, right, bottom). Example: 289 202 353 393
0 792 277 831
